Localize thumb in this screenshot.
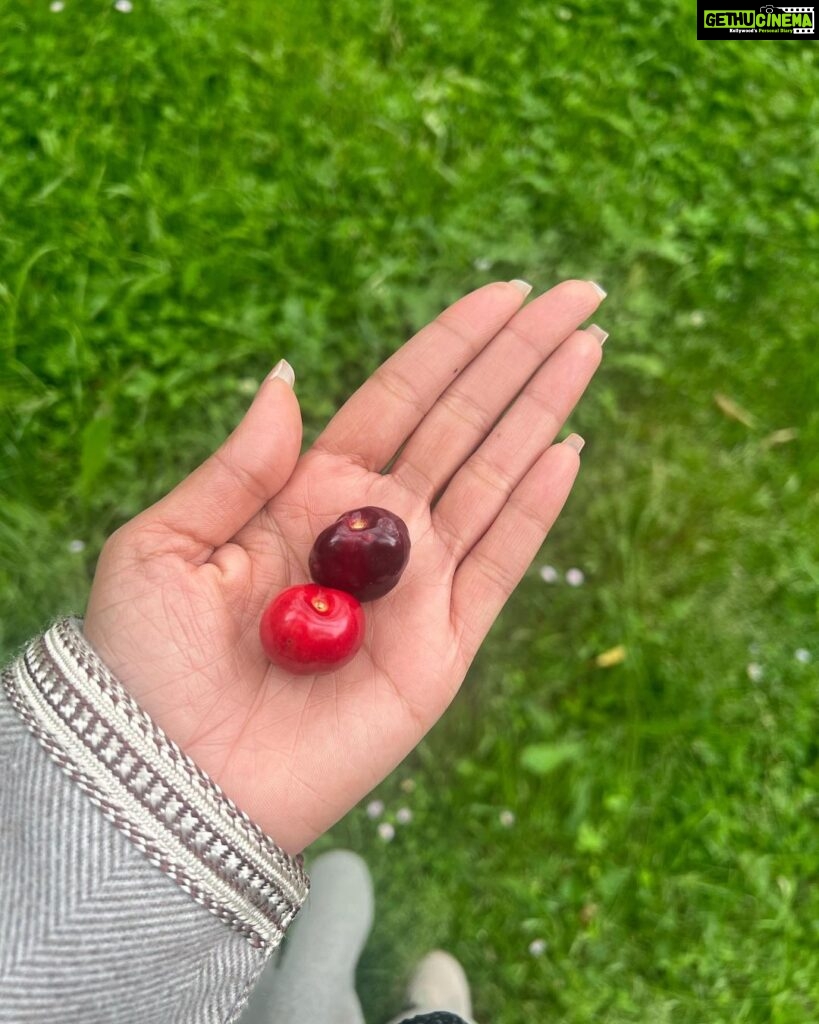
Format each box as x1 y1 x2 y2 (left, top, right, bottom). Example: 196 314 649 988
138 359 302 554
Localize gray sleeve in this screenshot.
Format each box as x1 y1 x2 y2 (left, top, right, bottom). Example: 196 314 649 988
0 618 310 1024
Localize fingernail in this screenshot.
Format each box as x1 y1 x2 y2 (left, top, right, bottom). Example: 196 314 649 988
509 279 533 297
586 323 609 346
268 358 295 388
563 433 586 454
588 281 607 300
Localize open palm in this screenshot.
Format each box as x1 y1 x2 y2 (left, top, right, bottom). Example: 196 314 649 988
84 280 605 854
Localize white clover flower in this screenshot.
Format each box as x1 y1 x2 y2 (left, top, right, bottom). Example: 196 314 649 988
400 778 416 794
237 377 258 396
473 257 493 272
68 539 86 554
366 799 385 820
566 567 585 587
539 565 559 584
528 938 547 957
114 0 133 11
499 809 515 828
795 649 811 664
746 662 764 683
377 822 395 842
50 1 65 11
690 310 706 327
396 807 413 825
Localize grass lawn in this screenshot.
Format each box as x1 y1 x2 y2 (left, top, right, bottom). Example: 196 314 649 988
1 1 818 1021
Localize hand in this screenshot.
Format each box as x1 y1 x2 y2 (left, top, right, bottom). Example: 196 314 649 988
84 280 605 854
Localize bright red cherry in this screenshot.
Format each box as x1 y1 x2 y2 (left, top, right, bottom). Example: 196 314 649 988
259 584 365 675
308 506 411 601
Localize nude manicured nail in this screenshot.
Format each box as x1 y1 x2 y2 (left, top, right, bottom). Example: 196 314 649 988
588 281 607 300
563 433 586 454
587 323 609 346
268 358 295 388
509 279 533 297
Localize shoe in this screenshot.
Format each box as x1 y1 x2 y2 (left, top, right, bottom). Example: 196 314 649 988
238 849 374 1024
406 950 473 1018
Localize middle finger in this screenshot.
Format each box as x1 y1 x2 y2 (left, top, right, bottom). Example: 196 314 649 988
389 279 605 501
432 325 605 563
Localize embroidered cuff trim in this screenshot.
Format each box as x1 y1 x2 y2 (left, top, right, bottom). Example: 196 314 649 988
2 617 310 949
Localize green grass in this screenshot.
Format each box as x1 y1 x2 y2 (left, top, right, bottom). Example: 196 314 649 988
2 1 818 1021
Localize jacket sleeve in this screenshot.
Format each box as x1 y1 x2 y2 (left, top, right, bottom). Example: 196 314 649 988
0 617 310 1024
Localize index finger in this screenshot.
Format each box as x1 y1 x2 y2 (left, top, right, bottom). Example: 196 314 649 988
312 280 531 470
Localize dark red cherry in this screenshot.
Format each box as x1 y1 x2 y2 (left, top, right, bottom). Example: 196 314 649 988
259 584 365 675
308 506 410 601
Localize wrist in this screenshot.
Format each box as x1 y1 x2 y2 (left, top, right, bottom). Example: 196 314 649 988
2 617 310 948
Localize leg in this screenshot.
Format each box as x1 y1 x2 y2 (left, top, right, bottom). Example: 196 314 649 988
239 849 374 1024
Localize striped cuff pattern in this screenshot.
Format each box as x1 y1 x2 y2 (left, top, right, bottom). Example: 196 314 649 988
1 616 310 950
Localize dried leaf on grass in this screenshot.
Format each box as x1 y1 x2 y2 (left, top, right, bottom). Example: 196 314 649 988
714 392 756 428
595 645 628 668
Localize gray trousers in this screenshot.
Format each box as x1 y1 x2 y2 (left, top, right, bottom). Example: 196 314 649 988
1 628 472 1024
238 851 475 1024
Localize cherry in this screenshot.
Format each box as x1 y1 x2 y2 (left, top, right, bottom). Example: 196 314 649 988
308 506 411 601
259 584 365 675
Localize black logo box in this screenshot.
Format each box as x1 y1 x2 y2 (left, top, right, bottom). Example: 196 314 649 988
697 3 818 39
